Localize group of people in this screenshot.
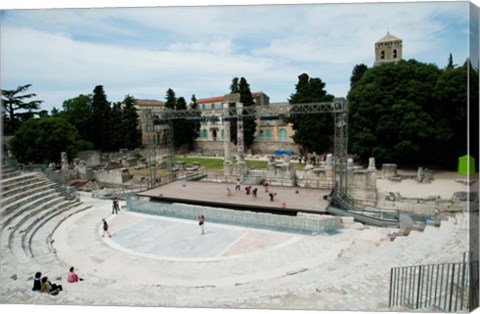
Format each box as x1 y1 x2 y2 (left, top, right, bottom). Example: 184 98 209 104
298 152 325 165
32 267 83 296
233 179 277 202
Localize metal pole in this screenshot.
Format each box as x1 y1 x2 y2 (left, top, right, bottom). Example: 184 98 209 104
389 268 394 307
416 266 422 309
434 264 440 307
449 264 455 312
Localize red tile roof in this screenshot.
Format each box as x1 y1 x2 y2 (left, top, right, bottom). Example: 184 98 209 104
135 99 165 107
196 92 264 104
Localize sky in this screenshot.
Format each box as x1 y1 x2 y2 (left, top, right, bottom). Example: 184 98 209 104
0 0 479 113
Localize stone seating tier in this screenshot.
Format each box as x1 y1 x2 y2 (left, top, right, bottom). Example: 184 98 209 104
1 180 59 207
1 183 77 217
1 165 22 179
1 173 46 197
0 167 87 287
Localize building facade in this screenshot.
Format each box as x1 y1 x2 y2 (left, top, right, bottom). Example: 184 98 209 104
135 99 165 146
195 92 297 155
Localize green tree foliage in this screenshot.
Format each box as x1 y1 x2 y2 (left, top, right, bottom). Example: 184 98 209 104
468 61 480 168
91 85 111 151
173 96 189 149
9 117 92 164
109 102 124 151
350 64 368 88
165 88 176 109
433 60 478 167
59 88 141 152
239 77 257 149
1 84 43 135
121 95 142 150
60 94 93 143
163 89 199 151
348 58 473 168
230 77 240 93
187 94 201 150
228 77 256 147
289 73 334 154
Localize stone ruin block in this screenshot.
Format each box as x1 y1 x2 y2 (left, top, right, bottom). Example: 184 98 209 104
175 161 186 170
95 168 132 185
382 164 397 179
417 167 434 183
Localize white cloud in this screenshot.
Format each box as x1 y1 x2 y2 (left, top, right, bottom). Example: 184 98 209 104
0 1 472 111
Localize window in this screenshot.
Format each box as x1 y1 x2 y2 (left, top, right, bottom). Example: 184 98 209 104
279 129 286 142
202 129 208 138
265 129 271 140
380 51 385 59
393 49 397 58
202 104 206 110
211 103 215 109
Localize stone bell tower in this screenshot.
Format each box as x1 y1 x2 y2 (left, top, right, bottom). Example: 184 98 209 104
374 32 402 66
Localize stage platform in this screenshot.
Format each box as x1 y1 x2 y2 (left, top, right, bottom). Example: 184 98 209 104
137 180 331 215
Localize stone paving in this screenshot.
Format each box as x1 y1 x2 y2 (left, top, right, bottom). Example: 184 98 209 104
0 193 470 313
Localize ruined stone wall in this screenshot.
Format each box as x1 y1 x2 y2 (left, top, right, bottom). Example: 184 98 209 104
347 169 377 207
195 141 227 156
249 141 299 155
76 150 102 167
94 168 132 184
195 140 299 156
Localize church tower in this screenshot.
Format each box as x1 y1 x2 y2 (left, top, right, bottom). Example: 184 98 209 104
374 32 402 66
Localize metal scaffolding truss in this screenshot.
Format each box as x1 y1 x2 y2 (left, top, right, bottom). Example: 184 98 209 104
144 97 349 206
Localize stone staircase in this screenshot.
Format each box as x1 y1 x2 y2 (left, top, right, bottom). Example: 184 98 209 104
1 164 92 297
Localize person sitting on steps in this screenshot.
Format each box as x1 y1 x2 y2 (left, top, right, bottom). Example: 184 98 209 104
67 266 84 283
40 276 62 295
32 271 42 291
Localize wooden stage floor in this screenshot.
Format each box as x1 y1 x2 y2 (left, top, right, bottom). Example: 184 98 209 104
137 180 331 215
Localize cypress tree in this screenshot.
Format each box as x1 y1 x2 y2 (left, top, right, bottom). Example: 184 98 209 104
91 85 111 151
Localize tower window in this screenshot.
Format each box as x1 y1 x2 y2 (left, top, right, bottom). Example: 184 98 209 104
381 50 385 59
393 49 397 58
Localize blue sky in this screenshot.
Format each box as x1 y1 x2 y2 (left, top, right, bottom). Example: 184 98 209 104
0 0 478 112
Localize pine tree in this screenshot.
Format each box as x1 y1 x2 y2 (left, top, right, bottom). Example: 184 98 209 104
1 84 43 135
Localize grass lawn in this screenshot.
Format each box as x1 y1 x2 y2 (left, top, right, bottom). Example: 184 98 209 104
173 156 306 171
174 156 268 169
130 156 306 177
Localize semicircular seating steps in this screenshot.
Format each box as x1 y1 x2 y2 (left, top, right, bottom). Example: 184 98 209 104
0 165 91 297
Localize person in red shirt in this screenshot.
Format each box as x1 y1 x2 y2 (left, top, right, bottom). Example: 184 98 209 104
67 266 83 283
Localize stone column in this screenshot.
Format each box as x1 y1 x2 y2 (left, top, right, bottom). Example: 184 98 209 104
223 118 233 177
223 93 240 179
236 101 247 177
325 153 334 182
